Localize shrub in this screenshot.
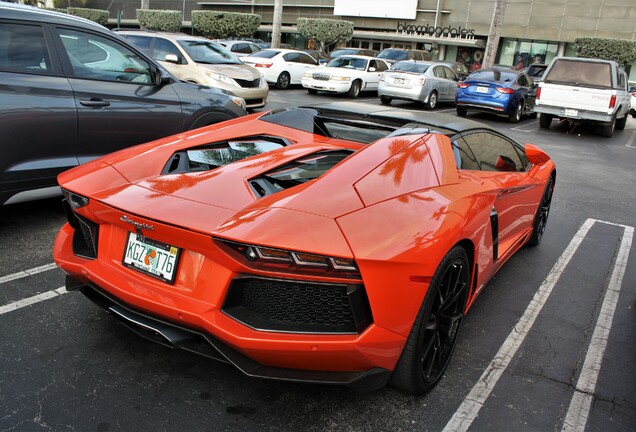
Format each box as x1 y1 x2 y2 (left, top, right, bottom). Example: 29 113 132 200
53 0 87 7
191 11 261 39
297 18 354 53
573 38 636 69
67 7 109 26
137 9 183 32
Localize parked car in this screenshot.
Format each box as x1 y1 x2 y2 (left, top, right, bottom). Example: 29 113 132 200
442 61 470 80
328 47 378 60
242 49 319 89
54 102 555 395
376 48 432 65
534 57 630 137
218 40 262 57
301 55 390 98
522 63 548 84
0 3 247 206
118 31 268 109
378 60 459 108
455 67 536 123
629 81 636 118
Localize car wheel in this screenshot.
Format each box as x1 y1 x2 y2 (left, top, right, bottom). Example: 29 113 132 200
380 96 392 105
456 106 467 117
509 101 522 123
307 88 318 95
528 175 555 246
601 117 615 137
276 72 291 89
390 246 470 395
615 114 628 130
539 113 552 129
424 91 438 110
347 80 362 98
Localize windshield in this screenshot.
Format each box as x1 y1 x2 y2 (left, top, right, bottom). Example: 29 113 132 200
248 49 279 58
377 50 408 61
177 40 242 65
330 49 357 58
326 57 367 70
391 61 430 74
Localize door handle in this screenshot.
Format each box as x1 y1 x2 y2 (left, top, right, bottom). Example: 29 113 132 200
80 99 110 107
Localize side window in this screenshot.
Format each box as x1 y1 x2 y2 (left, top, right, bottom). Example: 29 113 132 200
517 74 530 87
619 72 626 89
368 60 377 71
234 43 251 54
58 28 153 84
444 66 457 80
299 53 316 65
248 43 261 53
154 38 183 63
124 35 153 53
433 66 445 78
460 132 525 172
451 137 480 170
375 60 388 72
283 52 300 62
413 52 423 60
0 23 51 73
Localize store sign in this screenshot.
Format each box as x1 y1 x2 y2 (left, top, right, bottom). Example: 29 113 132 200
397 23 476 39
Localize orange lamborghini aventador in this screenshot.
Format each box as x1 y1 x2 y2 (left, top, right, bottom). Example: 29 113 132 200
54 103 556 394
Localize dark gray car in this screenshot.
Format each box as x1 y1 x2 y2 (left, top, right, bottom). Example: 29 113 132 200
0 3 247 205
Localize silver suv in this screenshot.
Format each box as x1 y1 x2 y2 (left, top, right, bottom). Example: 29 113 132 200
118 31 268 109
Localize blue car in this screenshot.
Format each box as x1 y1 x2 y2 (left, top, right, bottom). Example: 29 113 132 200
455 67 536 123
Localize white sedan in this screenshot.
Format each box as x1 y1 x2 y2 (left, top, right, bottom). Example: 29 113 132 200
301 55 390 98
242 49 318 89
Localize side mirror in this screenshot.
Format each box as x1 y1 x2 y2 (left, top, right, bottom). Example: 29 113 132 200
495 155 517 172
153 67 171 87
524 143 551 165
369 67 377 72
164 54 180 64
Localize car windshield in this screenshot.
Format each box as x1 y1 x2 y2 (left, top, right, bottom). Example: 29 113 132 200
468 70 517 82
377 50 408 60
177 40 242 65
248 49 279 58
391 62 429 74
330 49 357 58
326 57 367 70
526 65 546 77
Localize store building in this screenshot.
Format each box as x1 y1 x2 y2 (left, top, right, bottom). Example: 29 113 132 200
89 0 636 78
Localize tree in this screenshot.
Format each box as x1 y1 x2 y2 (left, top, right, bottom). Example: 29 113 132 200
482 0 508 69
297 18 354 54
573 38 636 69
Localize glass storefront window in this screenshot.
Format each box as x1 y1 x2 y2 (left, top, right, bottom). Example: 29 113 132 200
499 39 517 66
499 39 559 68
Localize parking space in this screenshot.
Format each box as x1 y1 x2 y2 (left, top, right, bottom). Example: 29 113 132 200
1 89 635 431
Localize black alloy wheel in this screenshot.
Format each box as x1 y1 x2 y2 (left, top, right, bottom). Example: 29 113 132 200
380 96 392 105
528 175 555 246
276 72 291 89
390 246 470 395
509 101 523 123
307 88 318 94
348 80 362 98
456 106 467 117
539 113 552 129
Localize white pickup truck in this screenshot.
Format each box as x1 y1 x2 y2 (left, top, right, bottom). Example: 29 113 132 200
534 57 631 137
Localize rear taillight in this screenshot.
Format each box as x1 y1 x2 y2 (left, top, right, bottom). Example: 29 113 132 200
417 77 426 86
609 95 617 108
379 73 384 82
255 63 272 68
536 87 542 100
496 87 515 94
631 92 636 97
457 82 469 88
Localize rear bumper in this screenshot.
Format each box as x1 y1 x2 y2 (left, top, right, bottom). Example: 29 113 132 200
68 277 391 391
534 104 614 123
378 83 427 102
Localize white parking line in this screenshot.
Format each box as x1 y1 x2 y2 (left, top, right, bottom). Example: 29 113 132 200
561 223 633 432
443 218 597 432
625 130 636 149
0 263 58 284
0 286 67 315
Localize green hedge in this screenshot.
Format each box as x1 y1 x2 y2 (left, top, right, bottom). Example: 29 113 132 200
66 7 109 25
297 18 354 52
41 7 68 14
137 9 183 32
573 38 636 69
192 11 260 39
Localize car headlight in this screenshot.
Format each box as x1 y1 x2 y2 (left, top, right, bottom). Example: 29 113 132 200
303 71 312 78
331 76 351 82
205 70 240 88
229 95 246 110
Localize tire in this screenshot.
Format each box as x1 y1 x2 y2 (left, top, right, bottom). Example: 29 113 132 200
307 88 318 95
528 175 555 246
380 96 392 105
456 106 467 117
390 246 470 395
601 117 615 137
275 72 291 89
424 91 438 110
615 114 628 130
509 101 522 123
347 80 362 98
539 113 552 129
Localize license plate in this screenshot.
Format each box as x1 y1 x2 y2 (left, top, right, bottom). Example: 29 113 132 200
564 108 579 117
394 77 405 85
122 232 180 284
476 86 489 93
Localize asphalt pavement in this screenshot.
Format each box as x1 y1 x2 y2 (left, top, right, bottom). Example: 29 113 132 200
1 88 635 431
